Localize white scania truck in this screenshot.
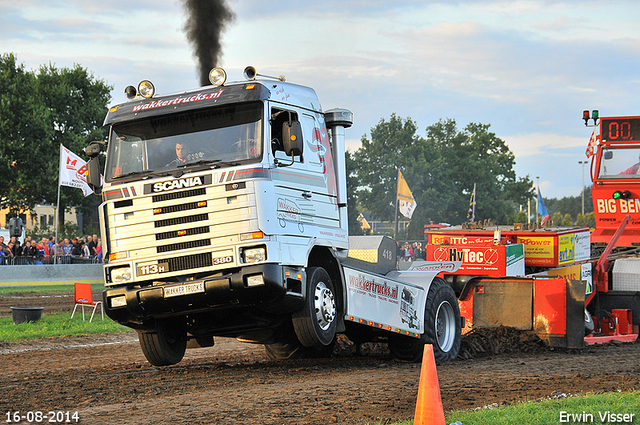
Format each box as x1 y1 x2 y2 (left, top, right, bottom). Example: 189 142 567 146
85 66 462 366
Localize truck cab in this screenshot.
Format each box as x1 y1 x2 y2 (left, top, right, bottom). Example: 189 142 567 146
86 67 461 366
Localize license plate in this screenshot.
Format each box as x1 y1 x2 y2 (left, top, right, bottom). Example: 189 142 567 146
163 281 205 298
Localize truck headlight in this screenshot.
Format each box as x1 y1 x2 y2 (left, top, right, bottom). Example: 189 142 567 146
110 295 127 308
111 266 132 283
245 274 265 287
209 67 227 87
242 246 266 263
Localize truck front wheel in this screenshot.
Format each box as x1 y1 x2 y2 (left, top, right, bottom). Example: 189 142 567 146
138 319 187 366
389 277 461 363
292 267 338 348
265 319 336 360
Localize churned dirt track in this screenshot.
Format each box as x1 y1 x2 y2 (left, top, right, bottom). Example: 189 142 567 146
2 291 640 424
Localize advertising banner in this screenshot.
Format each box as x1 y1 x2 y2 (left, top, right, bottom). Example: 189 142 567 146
344 267 426 334
516 235 556 267
426 244 525 277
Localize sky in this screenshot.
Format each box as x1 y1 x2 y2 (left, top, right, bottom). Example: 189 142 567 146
2 0 640 200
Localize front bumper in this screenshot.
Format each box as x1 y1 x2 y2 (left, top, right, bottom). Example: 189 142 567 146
103 263 304 326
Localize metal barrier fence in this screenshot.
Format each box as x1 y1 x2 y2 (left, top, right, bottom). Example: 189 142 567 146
0 255 104 266
0 262 104 286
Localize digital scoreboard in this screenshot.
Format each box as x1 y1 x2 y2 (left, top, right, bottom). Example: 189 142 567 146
600 117 640 142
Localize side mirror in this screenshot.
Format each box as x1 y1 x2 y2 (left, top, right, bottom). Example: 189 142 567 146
282 120 303 156
86 157 102 194
85 142 102 158
85 142 103 194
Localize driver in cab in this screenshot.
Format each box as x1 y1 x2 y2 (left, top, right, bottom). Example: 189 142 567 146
166 142 204 167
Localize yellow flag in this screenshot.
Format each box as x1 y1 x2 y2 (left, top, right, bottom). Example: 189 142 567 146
397 170 417 219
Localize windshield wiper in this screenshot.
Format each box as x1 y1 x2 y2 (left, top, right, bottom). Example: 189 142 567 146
111 169 156 180
177 159 239 169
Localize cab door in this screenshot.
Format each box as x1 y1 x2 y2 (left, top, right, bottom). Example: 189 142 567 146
270 108 339 233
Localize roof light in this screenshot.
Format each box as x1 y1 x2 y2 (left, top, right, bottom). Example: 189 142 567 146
124 85 137 100
582 109 600 126
209 67 227 86
613 190 631 200
138 80 155 98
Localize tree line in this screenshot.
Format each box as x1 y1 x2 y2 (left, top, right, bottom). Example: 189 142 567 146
0 53 111 231
347 115 598 238
1 55 592 237
347 114 535 239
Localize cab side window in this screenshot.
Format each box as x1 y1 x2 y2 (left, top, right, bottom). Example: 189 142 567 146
271 108 302 162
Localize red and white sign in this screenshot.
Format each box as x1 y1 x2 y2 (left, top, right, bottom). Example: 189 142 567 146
426 244 524 276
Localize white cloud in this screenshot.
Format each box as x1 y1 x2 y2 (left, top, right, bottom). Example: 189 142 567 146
3 0 640 200
504 132 588 157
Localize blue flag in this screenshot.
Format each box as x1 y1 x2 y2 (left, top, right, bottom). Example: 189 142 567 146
538 188 551 226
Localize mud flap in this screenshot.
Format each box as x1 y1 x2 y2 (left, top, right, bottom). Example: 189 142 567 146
534 278 586 349
459 277 586 349
471 278 533 330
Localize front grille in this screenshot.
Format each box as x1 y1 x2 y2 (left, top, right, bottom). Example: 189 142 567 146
154 201 204 215
156 226 209 241
166 252 212 272
114 199 133 208
155 213 208 228
152 188 206 203
157 238 211 254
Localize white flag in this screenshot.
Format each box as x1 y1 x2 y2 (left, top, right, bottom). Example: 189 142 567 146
59 145 92 197
397 170 417 219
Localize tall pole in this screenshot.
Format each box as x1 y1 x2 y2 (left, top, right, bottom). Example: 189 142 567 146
55 144 62 264
394 169 400 240
536 176 540 227
578 160 587 215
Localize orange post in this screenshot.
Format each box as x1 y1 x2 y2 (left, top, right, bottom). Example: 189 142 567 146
414 344 446 425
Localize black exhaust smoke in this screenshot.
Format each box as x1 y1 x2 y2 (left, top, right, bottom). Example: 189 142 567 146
182 0 235 86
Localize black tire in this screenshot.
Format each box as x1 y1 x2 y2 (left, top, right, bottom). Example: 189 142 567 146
292 267 338 348
389 277 461 363
138 320 187 366
585 309 595 336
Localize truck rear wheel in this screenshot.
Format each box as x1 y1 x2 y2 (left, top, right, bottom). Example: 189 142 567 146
138 320 187 366
389 277 461 363
292 267 338 348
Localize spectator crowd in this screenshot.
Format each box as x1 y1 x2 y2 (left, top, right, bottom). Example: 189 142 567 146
398 241 427 262
0 234 103 265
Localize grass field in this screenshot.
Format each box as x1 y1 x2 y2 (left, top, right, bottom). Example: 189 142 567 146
0 312 129 341
0 283 102 295
377 391 639 425
445 391 639 425
0 284 128 341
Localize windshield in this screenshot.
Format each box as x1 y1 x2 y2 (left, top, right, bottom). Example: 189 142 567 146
598 147 640 179
105 102 263 181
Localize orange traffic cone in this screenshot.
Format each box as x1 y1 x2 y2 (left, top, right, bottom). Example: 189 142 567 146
414 344 446 425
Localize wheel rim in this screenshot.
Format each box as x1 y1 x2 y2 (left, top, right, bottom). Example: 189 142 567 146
435 300 456 352
314 281 336 331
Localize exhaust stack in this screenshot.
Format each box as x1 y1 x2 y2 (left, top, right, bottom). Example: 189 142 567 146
324 108 353 234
